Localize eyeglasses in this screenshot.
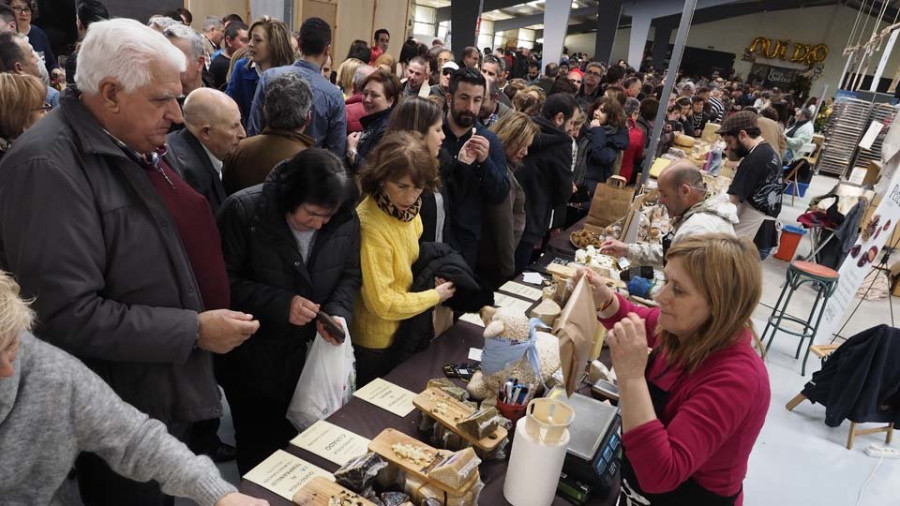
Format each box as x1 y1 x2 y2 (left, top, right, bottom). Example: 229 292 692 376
12 6 31 13
32 103 51 112
585 70 602 77
442 69 454 76
301 204 336 219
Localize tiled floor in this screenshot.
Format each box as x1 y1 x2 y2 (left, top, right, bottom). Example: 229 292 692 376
186 173 900 505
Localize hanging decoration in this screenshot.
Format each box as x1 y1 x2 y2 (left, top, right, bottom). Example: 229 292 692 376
745 37 829 66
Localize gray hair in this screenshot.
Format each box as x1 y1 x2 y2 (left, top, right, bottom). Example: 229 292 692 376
483 54 505 72
353 64 375 92
163 23 205 60
798 107 813 121
625 97 640 116
77 18 186 94
204 15 223 32
264 72 312 132
148 15 178 31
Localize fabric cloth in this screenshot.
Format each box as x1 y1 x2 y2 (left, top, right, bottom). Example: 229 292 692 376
728 141 782 250
46 85 59 108
756 117 786 163
166 128 228 213
350 195 441 349
784 120 814 162
209 52 232 90
225 58 259 129
626 193 738 266
0 92 219 424
517 115 576 246
582 123 630 195
345 93 366 133
223 129 314 195
801 324 900 427
375 190 421 222
248 59 347 155
481 318 548 377
291 227 316 263
352 106 393 171
440 120 510 267
689 111 709 137
620 118 646 183
479 163 527 284
707 96 725 123
216 169 360 470
0 333 236 506
27 24 58 72
600 296 769 504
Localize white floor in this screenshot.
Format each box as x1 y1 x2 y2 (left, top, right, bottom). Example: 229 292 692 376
184 173 900 505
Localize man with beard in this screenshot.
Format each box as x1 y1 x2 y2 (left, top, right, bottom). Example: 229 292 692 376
441 68 509 267
721 111 782 259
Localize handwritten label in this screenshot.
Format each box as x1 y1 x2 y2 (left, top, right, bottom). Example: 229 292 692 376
291 421 371 466
352 378 416 417
243 450 333 500
499 281 543 301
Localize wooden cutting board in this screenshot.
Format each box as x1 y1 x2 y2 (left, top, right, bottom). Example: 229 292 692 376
291 477 377 506
413 387 507 452
368 429 478 497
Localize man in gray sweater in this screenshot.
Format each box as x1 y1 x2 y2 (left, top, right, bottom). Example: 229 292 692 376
0 273 267 506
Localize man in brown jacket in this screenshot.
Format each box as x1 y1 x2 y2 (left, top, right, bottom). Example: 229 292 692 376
224 70 314 195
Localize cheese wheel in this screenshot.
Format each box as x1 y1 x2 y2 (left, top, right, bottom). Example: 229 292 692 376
674 134 695 148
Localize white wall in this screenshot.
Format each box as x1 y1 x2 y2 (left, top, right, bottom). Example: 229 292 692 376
563 4 900 99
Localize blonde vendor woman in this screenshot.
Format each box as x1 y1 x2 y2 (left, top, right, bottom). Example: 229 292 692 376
352 131 456 385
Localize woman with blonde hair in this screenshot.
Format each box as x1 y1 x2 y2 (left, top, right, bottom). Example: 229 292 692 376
480 111 538 284
351 131 456 385
226 16 295 126
0 271 267 506
336 57 364 98
0 73 48 162
578 233 769 505
372 52 396 76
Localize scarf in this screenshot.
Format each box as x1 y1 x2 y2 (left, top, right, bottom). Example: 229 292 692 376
375 190 421 222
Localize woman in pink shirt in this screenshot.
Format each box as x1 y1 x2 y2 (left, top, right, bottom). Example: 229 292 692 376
578 233 769 506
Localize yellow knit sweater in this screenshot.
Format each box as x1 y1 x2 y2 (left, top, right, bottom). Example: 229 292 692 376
350 196 440 349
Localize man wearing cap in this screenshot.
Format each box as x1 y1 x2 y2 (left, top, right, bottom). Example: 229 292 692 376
429 60 457 109
720 110 783 259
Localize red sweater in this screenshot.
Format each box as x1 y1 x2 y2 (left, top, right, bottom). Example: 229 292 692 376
619 118 645 182
600 295 769 504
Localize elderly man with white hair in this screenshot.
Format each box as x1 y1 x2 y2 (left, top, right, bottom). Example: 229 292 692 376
0 273 267 506
0 18 260 505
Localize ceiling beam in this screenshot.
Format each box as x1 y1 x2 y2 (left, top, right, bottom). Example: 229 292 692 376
436 0 531 23
493 6 598 32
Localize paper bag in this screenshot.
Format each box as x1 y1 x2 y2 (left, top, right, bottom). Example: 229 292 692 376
552 277 598 397
433 304 454 336
586 176 633 228
618 189 658 243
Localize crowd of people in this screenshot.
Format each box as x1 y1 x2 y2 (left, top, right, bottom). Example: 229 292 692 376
0 2 807 505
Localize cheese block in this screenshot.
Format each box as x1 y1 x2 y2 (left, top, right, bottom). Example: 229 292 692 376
674 134 695 148
530 298 562 326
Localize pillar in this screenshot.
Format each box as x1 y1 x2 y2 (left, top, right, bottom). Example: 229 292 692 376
651 18 676 71
627 13 652 70
450 0 483 59
593 0 624 64
541 0 572 73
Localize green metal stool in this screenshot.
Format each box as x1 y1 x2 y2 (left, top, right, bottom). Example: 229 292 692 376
762 261 840 375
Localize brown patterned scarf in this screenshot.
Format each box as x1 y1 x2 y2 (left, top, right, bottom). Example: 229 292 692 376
375 190 421 223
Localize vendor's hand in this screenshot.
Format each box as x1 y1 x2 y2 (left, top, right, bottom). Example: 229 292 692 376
435 281 456 302
600 238 628 257
347 132 361 153
289 295 320 326
197 310 260 354
461 135 490 164
316 315 345 346
574 268 614 311
215 492 269 506
607 313 649 381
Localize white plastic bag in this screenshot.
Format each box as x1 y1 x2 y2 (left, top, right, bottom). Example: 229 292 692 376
286 318 356 430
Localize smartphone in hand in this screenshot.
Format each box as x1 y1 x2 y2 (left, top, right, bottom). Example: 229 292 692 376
316 311 346 343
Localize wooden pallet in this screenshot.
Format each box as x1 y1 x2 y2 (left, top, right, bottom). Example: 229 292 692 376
292 477 377 506
368 429 478 497
413 387 507 452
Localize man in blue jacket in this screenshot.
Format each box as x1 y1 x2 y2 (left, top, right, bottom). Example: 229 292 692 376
440 68 509 268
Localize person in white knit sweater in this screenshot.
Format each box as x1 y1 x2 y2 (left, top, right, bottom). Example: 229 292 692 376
0 271 268 506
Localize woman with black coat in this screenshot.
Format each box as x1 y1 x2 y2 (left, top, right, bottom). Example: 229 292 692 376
347 70 403 173
216 149 361 474
581 98 630 195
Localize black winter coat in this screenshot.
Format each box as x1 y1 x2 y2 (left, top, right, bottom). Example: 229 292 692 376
802 325 900 427
517 115 575 245
216 171 361 403
350 107 393 173
390 242 489 364
582 124 629 194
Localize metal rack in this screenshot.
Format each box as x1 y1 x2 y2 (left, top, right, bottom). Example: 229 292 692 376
815 99 873 177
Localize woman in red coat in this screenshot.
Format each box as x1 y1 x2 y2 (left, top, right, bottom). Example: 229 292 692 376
620 97 645 184
578 233 769 506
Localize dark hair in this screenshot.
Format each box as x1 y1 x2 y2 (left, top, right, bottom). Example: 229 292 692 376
0 33 25 72
449 67 485 96
599 98 627 129
276 148 349 214
222 13 244 25
605 64 625 85
223 21 248 42
361 69 402 106
623 76 640 90
542 93 578 122
298 17 331 56
639 97 659 121
691 96 705 105
347 39 371 63
374 28 390 41
759 106 779 122
175 7 192 24
528 62 539 70
676 96 692 108
549 75 577 95
77 0 109 28
697 86 710 95
483 54 505 73
358 131 440 195
0 4 13 26
464 46 480 58
399 38 419 65
544 62 559 78
386 96 443 135
605 85 627 106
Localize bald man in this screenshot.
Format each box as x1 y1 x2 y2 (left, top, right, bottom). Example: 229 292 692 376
167 88 246 213
600 161 738 266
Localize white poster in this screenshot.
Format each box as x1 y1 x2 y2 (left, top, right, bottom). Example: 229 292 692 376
870 29 900 92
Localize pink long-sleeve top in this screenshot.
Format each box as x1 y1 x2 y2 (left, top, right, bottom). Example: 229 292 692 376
599 295 770 504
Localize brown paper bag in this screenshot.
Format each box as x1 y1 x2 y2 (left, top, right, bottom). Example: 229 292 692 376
586 176 633 228
552 277 598 397
433 304 454 337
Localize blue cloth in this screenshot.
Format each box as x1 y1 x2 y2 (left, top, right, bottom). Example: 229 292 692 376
27 25 57 72
45 86 59 109
211 48 224 61
247 60 347 156
481 319 549 384
225 58 259 129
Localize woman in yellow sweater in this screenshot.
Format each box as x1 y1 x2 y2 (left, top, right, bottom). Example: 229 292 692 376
352 131 457 386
